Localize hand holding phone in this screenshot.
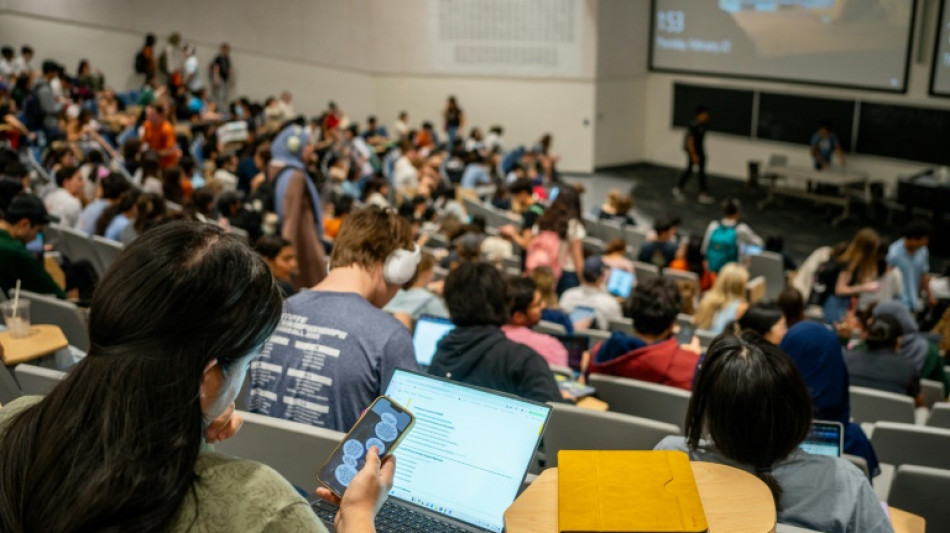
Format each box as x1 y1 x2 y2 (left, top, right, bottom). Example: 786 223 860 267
317 396 414 499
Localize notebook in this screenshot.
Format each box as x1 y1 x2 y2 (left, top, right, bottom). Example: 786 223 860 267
313 369 552 532
411 315 455 367
799 420 844 457
558 450 708 533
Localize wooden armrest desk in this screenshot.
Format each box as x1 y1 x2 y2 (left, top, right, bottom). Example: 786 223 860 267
505 464 924 533
0 325 69 365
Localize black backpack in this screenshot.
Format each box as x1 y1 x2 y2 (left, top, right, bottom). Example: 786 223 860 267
809 259 843 306
22 87 44 131
134 50 148 74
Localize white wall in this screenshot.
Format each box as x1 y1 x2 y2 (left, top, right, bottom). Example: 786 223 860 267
367 0 599 173
642 0 950 190
1 0 601 173
593 0 650 168
0 11 377 121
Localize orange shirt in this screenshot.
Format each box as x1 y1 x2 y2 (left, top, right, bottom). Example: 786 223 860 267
142 120 179 168
323 217 343 239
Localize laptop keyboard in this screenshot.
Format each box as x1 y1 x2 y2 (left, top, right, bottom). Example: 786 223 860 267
312 499 471 532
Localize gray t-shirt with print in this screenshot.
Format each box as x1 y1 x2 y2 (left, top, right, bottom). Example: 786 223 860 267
248 291 418 432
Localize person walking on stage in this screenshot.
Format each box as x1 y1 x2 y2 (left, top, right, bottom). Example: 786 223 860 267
673 106 714 205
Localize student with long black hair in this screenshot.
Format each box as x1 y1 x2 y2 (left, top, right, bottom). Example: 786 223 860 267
0 222 393 532
657 331 891 532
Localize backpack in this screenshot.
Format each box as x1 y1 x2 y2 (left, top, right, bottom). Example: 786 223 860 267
22 86 44 131
706 223 738 274
526 230 563 279
134 50 148 74
808 259 843 306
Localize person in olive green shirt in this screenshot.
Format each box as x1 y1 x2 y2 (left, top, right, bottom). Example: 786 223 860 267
0 193 66 299
0 222 392 532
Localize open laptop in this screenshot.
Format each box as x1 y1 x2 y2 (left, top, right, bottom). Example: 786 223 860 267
799 420 844 457
412 315 456 368
554 334 589 373
606 267 635 299
311 369 553 532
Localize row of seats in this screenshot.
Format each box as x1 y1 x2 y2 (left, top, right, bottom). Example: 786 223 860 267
8 361 950 530
45 223 124 276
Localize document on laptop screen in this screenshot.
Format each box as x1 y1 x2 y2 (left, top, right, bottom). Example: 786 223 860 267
385 370 549 532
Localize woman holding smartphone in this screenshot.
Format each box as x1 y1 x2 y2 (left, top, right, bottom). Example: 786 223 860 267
0 222 392 532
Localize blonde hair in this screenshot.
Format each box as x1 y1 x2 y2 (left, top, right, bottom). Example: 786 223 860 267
530 266 558 307
838 227 880 284
605 189 634 214
695 263 749 329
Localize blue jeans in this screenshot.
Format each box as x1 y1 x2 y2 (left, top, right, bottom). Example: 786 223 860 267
446 126 459 149
822 295 851 325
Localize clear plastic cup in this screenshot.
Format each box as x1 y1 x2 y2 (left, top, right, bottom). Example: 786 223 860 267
0 300 31 338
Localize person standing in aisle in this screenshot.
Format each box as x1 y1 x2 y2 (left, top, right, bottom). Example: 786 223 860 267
673 106 714 205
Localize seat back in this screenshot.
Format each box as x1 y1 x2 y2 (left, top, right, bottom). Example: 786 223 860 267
587 374 691 430
632 261 660 285
748 251 785 301
214 411 345 492
663 268 699 287
14 365 67 395
542 402 680 467
696 329 717 351
91 235 124 273
623 226 649 253
927 402 950 429
59 225 105 274
583 328 611 345
849 386 915 425
0 365 22 406
45 223 71 258
17 290 90 351
920 379 946 410
607 318 635 335
887 464 950 533
871 422 950 470
533 320 567 336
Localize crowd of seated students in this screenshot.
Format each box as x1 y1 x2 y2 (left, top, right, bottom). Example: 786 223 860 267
5 36 950 533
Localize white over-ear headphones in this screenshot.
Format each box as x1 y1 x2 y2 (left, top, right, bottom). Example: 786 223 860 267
383 244 422 285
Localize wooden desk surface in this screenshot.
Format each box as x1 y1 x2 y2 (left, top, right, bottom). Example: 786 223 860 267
506 463 776 533
505 465 926 533
0 325 68 365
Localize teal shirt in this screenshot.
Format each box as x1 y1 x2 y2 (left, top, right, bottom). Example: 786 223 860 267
0 229 66 299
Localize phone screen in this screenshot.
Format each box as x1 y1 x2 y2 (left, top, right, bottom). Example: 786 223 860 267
26 231 44 262
317 396 414 498
675 324 696 345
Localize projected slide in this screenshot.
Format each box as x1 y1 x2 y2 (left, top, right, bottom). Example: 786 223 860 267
932 0 950 96
651 0 916 91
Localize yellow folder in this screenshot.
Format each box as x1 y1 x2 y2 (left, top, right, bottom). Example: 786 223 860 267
557 450 708 533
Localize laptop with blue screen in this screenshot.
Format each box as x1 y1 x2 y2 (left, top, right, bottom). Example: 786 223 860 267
311 369 552 532
412 315 455 368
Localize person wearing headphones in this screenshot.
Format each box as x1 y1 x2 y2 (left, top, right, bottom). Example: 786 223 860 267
269 122 327 288
249 206 420 432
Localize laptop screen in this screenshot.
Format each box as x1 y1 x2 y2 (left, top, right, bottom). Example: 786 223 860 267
384 369 552 532
554 334 590 372
606 267 635 299
799 420 843 457
412 316 456 366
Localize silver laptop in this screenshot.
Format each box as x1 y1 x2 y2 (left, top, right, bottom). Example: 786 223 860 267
312 369 552 532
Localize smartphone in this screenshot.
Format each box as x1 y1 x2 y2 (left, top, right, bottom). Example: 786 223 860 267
317 396 414 499
26 231 44 262
675 323 696 345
